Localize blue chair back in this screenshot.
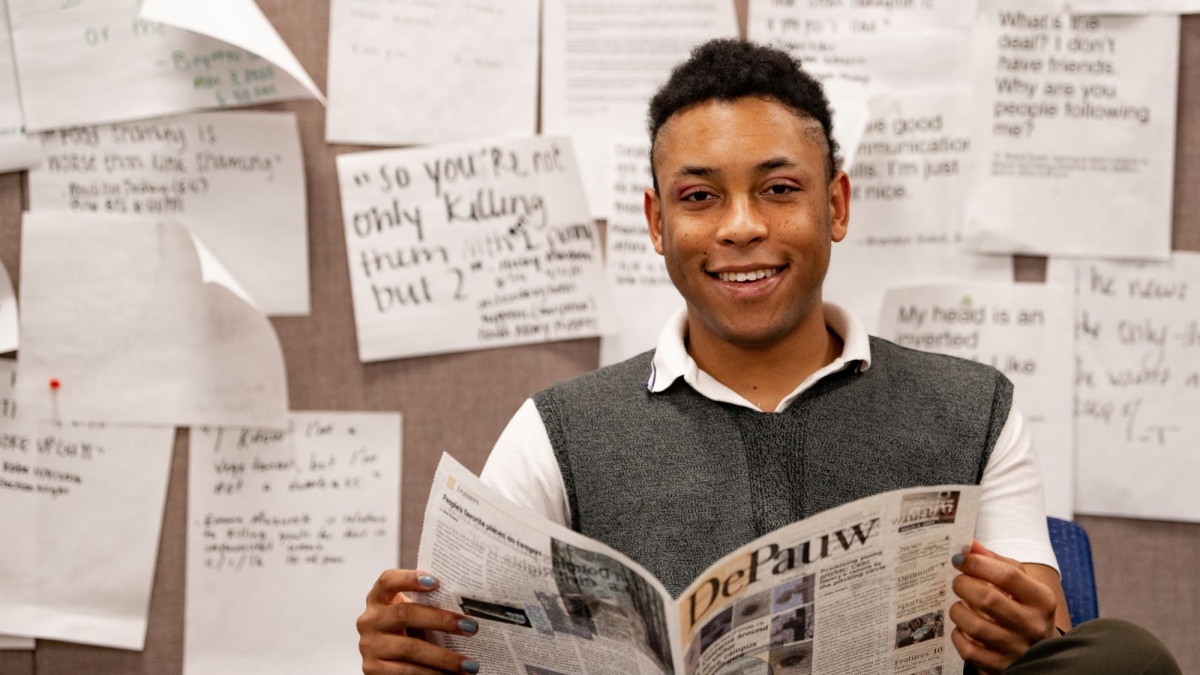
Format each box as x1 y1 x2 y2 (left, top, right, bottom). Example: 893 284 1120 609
1045 516 1099 627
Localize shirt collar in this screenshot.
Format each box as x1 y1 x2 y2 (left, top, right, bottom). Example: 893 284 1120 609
646 303 872 412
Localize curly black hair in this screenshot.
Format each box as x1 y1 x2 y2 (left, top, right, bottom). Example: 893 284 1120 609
647 38 841 189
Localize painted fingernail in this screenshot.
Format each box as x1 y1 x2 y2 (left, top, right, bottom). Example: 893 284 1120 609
462 659 480 673
459 618 479 634
951 553 964 567
418 575 437 588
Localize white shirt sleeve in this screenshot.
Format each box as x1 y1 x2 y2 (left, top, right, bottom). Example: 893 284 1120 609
973 404 1060 573
479 398 571 527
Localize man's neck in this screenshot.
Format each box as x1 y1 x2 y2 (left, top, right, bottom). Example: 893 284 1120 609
686 307 844 412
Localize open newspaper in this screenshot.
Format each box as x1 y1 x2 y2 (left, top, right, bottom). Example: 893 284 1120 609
417 454 978 675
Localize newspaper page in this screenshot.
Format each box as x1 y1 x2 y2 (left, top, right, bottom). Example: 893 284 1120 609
419 454 978 675
419 454 681 675
678 488 978 675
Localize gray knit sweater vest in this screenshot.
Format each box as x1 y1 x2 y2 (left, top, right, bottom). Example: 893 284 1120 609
533 337 1013 598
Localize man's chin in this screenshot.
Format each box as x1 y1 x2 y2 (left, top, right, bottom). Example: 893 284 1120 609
710 324 794 351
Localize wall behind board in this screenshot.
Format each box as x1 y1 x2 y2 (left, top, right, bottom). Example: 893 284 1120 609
0 1 1196 674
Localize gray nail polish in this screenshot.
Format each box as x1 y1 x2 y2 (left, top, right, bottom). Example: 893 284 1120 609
462 659 480 673
951 553 964 567
418 575 437 588
459 618 479 634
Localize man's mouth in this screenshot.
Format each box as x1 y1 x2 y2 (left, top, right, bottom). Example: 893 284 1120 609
711 266 785 283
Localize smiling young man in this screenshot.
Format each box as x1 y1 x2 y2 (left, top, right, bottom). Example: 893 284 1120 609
357 40 1180 675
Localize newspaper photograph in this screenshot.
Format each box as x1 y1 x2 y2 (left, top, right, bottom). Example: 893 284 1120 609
417 454 979 675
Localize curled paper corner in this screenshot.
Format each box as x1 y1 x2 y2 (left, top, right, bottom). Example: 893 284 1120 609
16 213 288 430
139 0 326 105
189 230 259 310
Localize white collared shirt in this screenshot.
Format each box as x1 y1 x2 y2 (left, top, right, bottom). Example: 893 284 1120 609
481 305 1058 571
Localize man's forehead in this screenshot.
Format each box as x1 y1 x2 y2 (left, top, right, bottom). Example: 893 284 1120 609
659 96 821 134
653 99 829 171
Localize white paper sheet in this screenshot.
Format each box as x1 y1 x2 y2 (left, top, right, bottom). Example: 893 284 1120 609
747 0 976 91
326 0 536 145
337 136 617 362
16 213 288 429
599 138 683 366
0 359 174 649
747 0 970 172
828 81 872 175
185 412 400 675
963 0 1179 259
1047 255 1200 522
1058 1 1200 13
0 255 17 354
541 0 738 218
29 111 309 316
876 283 1076 520
7 0 314 131
824 92 1013 333
140 0 323 103
0 0 41 173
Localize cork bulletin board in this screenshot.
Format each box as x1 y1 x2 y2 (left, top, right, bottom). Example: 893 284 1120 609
0 2 1196 673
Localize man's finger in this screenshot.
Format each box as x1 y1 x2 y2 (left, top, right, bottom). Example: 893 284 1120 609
375 603 482 637
950 627 1007 675
953 547 1050 608
949 601 1022 657
366 569 440 606
952 573 1023 628
365 633 480 674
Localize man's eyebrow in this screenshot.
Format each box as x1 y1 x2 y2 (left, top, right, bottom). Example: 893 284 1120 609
675 165 717 179
673 157 799 179
756 157 798 172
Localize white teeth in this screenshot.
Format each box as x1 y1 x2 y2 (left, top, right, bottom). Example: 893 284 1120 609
717 268 780 283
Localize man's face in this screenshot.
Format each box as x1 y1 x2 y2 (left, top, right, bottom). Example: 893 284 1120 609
645 96 849 350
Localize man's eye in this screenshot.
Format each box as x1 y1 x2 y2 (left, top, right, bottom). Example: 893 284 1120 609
681 190 715 202
764 184 798 195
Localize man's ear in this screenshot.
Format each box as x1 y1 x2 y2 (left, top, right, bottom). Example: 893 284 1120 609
645 188 665 255
828 170 850 243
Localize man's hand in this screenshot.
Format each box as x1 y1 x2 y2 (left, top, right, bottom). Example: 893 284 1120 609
949 540 1065 674
357 569 481 674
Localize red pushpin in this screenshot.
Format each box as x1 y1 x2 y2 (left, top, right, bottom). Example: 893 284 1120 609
49 378 61 390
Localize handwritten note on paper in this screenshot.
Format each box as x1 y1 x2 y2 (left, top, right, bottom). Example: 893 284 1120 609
964 0 1178 259
0 359 175 649
29 111 309 316
541 0 737 217
747 0 975 91
326 0 537 145
599 138 683 366
1047 255 1200 522
0 0 40 173
337 136 616 362
7 0 312 131
0 360 34 648
17 213 288 429
824 92 1012 333
185 412 400 675
139 0 324 103
877 283 1076 519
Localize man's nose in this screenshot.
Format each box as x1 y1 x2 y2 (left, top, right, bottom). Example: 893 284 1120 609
718 196 768 246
